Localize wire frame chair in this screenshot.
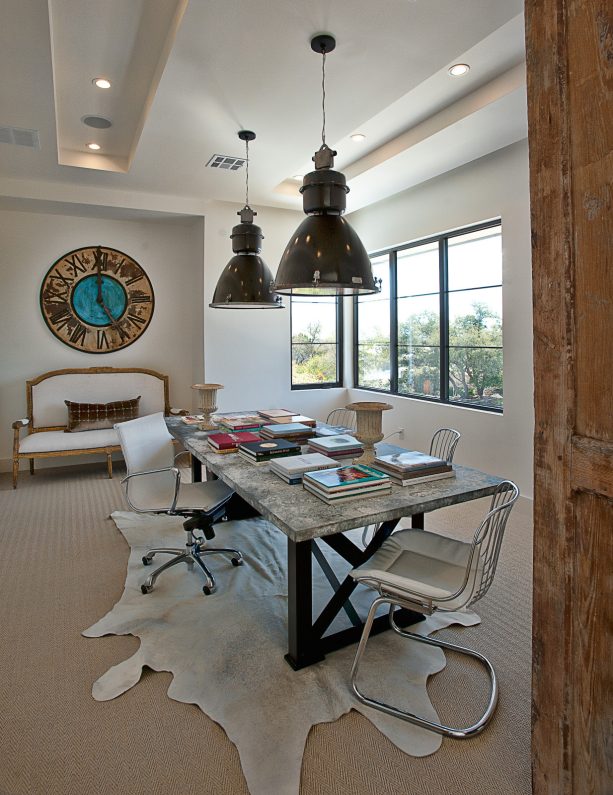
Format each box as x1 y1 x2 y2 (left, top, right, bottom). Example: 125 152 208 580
326 408 357 431
429 427 461 463
350 480 519 739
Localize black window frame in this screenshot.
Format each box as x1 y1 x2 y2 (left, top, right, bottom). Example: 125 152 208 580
353 219 503 413
290 296 344 390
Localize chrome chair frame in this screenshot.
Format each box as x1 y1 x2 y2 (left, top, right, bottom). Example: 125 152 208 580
429 427 461 463
350 480 519 739
121 451 242 596
325 408 357 431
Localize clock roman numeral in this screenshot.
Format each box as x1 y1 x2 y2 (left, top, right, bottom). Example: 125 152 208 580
64 252 87 277
125 273 143 286
49 307 72 330
45 288 70 304
130 293 151 303
69 323 87 346
126 313 146 328
111 257 126 274
51 269 74 289
96 329 110 350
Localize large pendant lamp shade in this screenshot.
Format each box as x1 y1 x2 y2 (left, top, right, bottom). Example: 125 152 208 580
273 35 380 297
209 130 283 309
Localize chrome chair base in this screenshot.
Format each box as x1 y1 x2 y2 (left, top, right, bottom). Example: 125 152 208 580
141 533 243 595
350 595 498 739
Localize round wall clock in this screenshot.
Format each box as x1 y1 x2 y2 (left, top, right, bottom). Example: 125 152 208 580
40 246 155 353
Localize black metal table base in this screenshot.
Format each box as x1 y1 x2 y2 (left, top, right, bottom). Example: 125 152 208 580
285 513 425 670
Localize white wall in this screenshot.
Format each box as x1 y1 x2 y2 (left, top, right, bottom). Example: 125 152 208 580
0 206 205 469
203 200 347 421
346 140 534 496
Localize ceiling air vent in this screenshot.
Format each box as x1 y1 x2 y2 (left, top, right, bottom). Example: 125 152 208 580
205 154 246 171
0 126 40 149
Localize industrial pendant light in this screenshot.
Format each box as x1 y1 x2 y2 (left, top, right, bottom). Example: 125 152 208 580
273 35 380 296
209 130 283 309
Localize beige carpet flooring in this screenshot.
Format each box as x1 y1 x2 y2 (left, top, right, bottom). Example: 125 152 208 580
0 464 532 795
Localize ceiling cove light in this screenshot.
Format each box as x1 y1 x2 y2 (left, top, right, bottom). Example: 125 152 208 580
273 35 380 296
448 63 470 77
93 77 111 89
209 130 283 309
86 142 101 150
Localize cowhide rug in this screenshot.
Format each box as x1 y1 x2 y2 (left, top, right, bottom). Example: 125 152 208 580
84 512 479 795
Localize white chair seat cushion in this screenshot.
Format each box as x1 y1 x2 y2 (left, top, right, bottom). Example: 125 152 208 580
18 428 120 454
351 528 479 610
145 480 233 513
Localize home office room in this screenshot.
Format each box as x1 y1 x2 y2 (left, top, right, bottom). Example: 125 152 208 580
0 2 609 795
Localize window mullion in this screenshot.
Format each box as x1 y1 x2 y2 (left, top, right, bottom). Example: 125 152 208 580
390 251 398 394
439 239 449 403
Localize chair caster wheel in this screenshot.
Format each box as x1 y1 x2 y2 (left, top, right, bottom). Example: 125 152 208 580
231 557 243 566
203 585 215 595
141 583 153 594
142 556 152 566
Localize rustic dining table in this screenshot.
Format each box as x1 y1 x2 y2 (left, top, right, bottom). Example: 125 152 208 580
166 417 503 670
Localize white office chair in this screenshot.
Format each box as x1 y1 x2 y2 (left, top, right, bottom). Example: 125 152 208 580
115 412 243 595
350 480 519 738
429 427 461 463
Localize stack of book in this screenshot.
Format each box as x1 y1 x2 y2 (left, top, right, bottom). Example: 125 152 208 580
207 431 260 454
372 450 455 486
307 434 364 461
260 422 316 444
237 438 301 466
268 414 316 428
213 413 266 432
181 414 204 425
257 409 296 421
303 464 392 504
269 452 339 485
314 422 355 437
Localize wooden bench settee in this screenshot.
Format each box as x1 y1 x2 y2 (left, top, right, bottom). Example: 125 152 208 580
12 367 173 488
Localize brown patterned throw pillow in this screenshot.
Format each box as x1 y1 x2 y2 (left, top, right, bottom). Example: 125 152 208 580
64 396 141 432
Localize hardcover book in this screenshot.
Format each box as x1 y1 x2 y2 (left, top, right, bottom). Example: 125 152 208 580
257 408 296 419
181 414 204 425
387 470 456 487
208 431 260 450
373 450 447 472
269 414 317 428
303 464 390 492
314 423 355 436
238 439 302 459
260 422 315 437
303 481 391 503
308 435 363 452
269 453 339 477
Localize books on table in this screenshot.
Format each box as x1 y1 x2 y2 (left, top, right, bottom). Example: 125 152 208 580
303 464 391 504
372 449 455 486
257 409 296 420
207 431 260 453
181 414 204 425
268 414 317 428
314 423 355 437
260 422 316 443
307 434 364 460
269 452 339 484
237 438 302 464
213 413 266 431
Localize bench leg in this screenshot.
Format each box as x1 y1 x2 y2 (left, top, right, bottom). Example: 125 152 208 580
12 457 19 489
107 454 113 479
29 458 35 475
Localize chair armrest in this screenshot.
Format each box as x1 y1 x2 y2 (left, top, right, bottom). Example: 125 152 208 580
12 418 29 430
174 449 191 464
12 419 30 457
120 466 181 512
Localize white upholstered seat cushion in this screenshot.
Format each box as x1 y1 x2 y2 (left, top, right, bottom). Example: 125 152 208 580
18 428 119 453
351 528 480 611
142 480 233 512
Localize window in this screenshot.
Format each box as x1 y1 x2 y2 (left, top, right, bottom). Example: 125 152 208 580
291 296 342 388
355 220 503 411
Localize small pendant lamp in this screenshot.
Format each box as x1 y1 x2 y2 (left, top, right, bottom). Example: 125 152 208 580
273 35 380 297
209 130 283 309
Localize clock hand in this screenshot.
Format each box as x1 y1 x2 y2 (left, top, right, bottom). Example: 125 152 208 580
94 248 103 304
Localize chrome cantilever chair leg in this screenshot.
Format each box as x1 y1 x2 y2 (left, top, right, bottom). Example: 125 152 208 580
350 596 498 739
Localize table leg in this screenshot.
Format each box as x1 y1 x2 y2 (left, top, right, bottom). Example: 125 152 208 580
411 512 424 529
191 455 202 483
285 538 324 670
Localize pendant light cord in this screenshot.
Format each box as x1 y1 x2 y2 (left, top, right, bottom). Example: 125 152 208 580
245 137 249 206
321 49 327 146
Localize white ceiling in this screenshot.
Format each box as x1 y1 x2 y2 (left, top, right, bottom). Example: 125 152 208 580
0 0 526 216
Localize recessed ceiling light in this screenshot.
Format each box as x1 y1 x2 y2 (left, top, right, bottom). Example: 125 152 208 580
448 63 470 77
86 142 101 150
350 133 366 142
93 77 111 89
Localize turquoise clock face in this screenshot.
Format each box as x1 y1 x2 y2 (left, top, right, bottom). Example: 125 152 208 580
71 274 127 326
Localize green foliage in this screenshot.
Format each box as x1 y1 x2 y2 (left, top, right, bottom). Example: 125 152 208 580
292 321 337 384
